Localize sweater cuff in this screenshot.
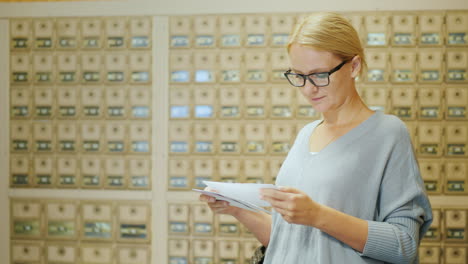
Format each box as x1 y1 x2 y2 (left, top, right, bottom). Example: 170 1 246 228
361 221 395 257
360 218 419 262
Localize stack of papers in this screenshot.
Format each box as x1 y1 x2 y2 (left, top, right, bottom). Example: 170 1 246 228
192 181 278 214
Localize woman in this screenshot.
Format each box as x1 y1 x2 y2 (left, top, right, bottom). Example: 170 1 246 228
199 12 432 263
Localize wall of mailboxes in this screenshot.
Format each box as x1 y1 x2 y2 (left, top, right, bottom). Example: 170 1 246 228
6 10 468 264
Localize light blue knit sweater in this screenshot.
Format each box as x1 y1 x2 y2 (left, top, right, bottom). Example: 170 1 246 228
264 111 433 264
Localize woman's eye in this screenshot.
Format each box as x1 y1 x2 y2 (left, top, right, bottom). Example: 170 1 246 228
314 73 328 79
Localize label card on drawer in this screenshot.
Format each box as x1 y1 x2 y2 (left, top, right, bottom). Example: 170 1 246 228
58 37 77 49
420 108 441 119
169 176 189 189
195 105 214 118
392 70 414 83
195 35 215 47
367 33 386 46
246 141 265 154
107 175 125 188
83 175 101 187
132 106 150 119
247 34 265 46
220 141 239 153
83 37 101 49
170 105 190 119
272 106 292 118
195 141 213 153
272 141 291 154
131 71 150 83
448 33 467 45
107 36 125 48
83 221 112 239
272 33 289 46
59 175 76 186
219 222 240 235
35 37 53 49
393 33 414 45
297 105 318 118
171 35 190 48
246 106 265 118
130 175 150 189
13 219 40 237
171 70 190 83
367 69 385 82
222 34 241 47
447 181 465 192
221 106 240 118
447 144 466 156
246 69 266 82
447 69 467 82
448 107 466 119
170 141 189 154
221 70 240 82
12 38 29 50
195 70 215 83
120 223 148 240
421 33 441 45
83 72 101 83
48 221 75 238
169 221 188 234
131 36 150 48
419 144 439 156
12 174 29 186
421 70 441 82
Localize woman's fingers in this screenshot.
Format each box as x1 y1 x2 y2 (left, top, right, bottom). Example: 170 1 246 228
199 194 216 203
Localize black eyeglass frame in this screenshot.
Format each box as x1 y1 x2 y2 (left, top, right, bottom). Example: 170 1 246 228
284 60 348 87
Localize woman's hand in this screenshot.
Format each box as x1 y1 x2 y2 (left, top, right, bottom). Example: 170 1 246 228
260 186 322 226
199 188 240 216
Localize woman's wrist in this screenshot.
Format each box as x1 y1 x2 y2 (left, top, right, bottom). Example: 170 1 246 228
230 206 243 218
311 203 327 229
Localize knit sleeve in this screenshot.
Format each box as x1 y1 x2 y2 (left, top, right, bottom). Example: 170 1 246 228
359 122 433 263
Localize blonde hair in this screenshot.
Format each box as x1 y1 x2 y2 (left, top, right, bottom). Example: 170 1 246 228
288 12 367 75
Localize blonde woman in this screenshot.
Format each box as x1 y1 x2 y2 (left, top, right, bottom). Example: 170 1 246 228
200 12 432 263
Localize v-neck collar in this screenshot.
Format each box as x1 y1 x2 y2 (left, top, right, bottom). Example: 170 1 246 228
305 111 380 156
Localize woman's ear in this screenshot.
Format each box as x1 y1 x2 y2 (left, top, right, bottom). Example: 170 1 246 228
350 55 361 79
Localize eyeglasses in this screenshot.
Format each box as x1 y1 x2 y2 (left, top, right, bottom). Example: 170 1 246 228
284 60 348 87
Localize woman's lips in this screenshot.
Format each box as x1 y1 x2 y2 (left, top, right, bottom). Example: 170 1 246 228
311 96 325 102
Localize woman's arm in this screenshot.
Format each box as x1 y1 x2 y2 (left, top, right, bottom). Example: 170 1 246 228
260 187 367 252
200 193 272 246
261 187 426 263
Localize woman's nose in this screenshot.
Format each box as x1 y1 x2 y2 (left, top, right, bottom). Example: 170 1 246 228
303 79 319 93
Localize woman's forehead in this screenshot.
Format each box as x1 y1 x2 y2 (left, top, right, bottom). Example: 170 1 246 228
289 44 337 60
289 44 340 71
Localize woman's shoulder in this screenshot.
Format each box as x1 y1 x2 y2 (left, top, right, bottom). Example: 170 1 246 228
375 112 408 132
373 112 412 140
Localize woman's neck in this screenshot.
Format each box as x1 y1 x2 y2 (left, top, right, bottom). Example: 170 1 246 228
321 93 368 128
